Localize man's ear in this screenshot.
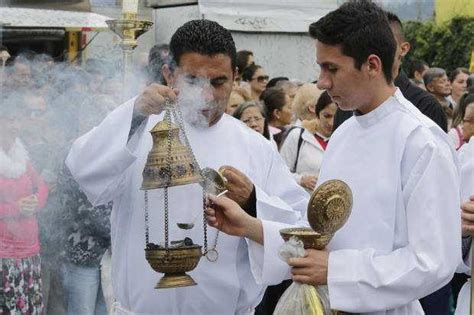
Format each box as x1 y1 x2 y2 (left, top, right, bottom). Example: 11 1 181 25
307 104 316 114
162 64 174 86
400 41 411 57
366 54 383 78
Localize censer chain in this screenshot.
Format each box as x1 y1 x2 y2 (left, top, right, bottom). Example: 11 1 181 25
144 190 149 246
171 107 203 177
164 108 174 249
164 186 169 248
202 190 208 252
171 106 208 251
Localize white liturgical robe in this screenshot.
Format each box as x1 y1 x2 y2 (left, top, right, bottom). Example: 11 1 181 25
454 137 474 315
66 99 309 315
250 88 462 314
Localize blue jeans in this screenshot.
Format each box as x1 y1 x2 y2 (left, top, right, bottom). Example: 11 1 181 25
62 262 107 315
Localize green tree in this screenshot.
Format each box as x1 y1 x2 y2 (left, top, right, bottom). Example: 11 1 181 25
403 16 474 75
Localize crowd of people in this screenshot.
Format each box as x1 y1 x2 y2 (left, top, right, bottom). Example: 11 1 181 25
1 0 474 314
0 52 125 314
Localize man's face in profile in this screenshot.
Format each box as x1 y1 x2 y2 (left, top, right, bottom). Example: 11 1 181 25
428 74 451 97
315 41 371 113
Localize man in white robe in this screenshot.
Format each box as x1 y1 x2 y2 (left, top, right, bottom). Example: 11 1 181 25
205 1 462 314
66 20 308 314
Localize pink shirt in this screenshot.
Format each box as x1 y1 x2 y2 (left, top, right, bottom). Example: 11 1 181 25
0 163 48 258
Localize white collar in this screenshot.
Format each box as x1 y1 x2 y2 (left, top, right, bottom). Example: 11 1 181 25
0 138 29 178
354 88 401 128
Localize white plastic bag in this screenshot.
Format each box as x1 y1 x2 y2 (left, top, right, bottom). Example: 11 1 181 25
274 237 332 315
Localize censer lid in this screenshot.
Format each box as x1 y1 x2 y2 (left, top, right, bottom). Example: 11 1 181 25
307 179 353 235
150 120 179 132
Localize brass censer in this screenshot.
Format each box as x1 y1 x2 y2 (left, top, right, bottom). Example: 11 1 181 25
142 101 216 289
280 179 353 249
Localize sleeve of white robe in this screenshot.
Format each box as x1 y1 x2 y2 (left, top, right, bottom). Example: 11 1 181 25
247 142 310 285
65 99 144 206
327 126 462 312
254 143 309 224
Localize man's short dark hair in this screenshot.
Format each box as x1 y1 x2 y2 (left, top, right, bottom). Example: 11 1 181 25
408 59 429 79
169 19 236 71
309 0 396 83
386 11 402 28
386 11 406 42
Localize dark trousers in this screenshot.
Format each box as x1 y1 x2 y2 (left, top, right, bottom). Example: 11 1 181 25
419 283 452 315
255 280 292 315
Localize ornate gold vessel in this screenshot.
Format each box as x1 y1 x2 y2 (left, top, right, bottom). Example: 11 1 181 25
279 227 332 250
279 179 353 249
141 120 202 190
145 245 202 289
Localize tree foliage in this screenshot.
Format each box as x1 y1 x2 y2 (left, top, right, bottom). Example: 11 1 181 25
402 16 474 74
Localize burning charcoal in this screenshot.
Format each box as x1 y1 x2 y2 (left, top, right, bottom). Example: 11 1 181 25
183 237 194 246
146 243 161 250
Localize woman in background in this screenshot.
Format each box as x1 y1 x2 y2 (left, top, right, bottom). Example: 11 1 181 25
242 64 269 101
291 83 323 131
226 86 251 116
1 98 48 314
449 93 474 150
235 50 254 83
449 68 470 109
260 87 293 148
280 90 337 191
233 101 276 149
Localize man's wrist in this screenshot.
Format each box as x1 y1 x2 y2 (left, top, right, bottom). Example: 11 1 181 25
243 216 264 245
